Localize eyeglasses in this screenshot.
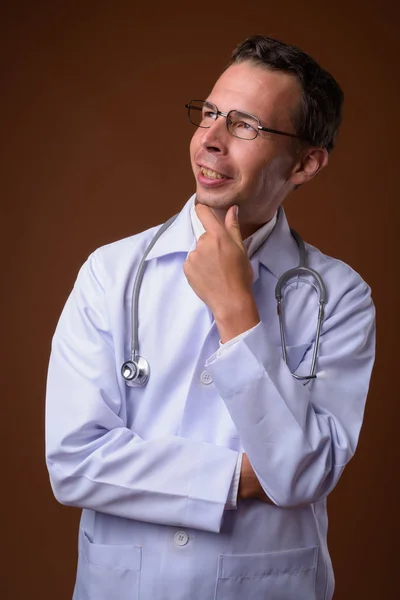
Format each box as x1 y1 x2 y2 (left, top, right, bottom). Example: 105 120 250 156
185 100 301 141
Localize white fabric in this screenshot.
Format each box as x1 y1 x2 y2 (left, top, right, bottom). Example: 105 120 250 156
224 452 243 510
46 195 375 600
190 203 277 508
190 202 277 258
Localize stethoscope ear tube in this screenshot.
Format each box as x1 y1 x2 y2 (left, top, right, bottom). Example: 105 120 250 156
275 254 327 384
275 266 327 305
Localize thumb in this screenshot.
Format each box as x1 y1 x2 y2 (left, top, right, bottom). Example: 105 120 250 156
225 205 244 247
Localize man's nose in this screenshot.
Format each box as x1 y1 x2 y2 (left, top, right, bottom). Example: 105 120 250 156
200 117 230 154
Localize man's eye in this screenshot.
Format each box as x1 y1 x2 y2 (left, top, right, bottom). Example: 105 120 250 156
236 121 254 130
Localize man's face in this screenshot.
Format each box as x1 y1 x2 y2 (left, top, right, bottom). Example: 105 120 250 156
189 61 303 225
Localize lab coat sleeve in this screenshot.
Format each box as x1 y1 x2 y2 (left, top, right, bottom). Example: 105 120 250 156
45 252 238 533
225 453 243 509
205 275 376 508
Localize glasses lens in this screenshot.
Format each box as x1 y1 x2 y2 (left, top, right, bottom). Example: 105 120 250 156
227 110 259 140
188 101 217 128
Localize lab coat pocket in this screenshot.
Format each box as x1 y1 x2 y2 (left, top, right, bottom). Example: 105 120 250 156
214 546 318 600
75 530 142 600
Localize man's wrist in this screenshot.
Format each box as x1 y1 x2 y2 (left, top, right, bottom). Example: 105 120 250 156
238 454 272 503
214 294 260 344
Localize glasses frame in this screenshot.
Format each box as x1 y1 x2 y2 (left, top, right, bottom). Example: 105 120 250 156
185 99 302 141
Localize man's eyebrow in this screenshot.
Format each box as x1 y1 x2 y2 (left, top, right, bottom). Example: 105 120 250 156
205 100 256 116
234 108 258 117
204 101 271 126
231 108 265 124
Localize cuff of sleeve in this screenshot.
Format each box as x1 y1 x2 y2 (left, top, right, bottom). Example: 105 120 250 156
216 322 262 356
225 453 243 510
205 322 278 395
186 445 239 532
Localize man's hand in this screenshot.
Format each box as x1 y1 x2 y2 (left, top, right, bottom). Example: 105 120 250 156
183 204 260 343
238 454 273 504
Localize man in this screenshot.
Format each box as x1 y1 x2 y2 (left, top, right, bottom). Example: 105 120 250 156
46 35 375 600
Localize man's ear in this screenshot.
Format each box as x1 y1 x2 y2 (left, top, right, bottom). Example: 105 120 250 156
290 147 329 187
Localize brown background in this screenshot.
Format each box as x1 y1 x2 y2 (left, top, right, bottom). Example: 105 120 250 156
1 1 399 598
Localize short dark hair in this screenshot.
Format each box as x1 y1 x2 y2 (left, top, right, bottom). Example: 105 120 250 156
228 35 344 153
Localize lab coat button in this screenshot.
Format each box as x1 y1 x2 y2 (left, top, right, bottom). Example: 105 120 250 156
200 370 213 385
174 531 189 546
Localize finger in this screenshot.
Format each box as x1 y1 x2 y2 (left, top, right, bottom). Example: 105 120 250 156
224 205 244 247
195 203 224 234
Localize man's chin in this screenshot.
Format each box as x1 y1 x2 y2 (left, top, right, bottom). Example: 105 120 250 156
194 190 236 210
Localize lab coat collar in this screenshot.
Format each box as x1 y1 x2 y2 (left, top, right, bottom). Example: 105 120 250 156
255 205 300 281
144 196 196 261
145 196 300 282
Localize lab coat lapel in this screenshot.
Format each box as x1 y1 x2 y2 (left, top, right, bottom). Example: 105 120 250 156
253 206 300 282
144 196 196 261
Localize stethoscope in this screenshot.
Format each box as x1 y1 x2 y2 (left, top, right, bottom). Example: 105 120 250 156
121 214 327 387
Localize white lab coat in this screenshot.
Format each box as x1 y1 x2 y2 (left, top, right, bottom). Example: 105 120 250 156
46 196 375 600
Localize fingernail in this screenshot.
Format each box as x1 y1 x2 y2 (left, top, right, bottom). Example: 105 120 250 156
234 205 239 217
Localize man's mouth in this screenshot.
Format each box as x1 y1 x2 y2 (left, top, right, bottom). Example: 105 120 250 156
200 166 228 180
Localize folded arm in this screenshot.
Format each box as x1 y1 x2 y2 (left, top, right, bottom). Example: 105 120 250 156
45 253 238 533
207 279 376 507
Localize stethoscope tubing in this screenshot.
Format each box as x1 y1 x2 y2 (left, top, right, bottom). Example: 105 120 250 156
131 215 179 361
122 216 327 387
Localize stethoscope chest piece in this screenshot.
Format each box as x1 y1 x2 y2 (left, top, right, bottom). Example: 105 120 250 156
121 356 150 387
